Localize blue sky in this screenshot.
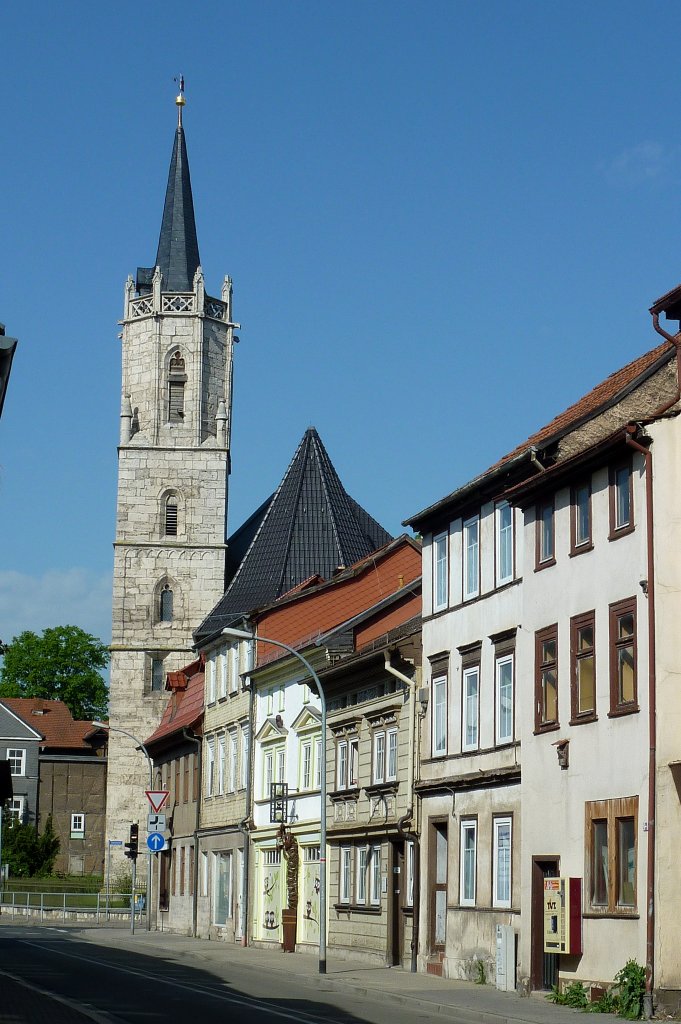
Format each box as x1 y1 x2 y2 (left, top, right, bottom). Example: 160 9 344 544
2 0 681 647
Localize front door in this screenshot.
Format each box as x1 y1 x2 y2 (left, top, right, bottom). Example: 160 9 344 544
531 857 559 990
430 821 448 953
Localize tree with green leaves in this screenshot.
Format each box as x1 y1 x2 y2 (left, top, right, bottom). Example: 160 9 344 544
0 625 109 721
1 814 60 877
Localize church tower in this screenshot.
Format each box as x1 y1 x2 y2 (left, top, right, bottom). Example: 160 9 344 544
107 85 236 852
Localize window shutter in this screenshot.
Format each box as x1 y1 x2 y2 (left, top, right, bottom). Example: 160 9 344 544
165 497 178 535
169 381 185 421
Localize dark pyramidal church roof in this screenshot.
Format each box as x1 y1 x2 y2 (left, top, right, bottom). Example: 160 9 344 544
194 428 393 644
137 115 200 294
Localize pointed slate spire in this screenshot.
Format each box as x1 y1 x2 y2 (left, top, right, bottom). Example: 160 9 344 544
137 80 200 293
193 427 393 644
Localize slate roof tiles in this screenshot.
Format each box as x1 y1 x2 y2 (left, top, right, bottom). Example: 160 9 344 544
194 427 393 645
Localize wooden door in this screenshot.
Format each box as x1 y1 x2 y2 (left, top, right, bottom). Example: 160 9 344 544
430 821 448 952
531 856 559 990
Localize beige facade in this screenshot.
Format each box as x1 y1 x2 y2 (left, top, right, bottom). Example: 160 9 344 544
323 635 420 967
196 636 252 942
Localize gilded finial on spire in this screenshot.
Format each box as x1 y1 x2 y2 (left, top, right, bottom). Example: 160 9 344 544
174 75 186 128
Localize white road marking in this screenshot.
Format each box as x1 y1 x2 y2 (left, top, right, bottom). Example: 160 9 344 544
18 940 346 1024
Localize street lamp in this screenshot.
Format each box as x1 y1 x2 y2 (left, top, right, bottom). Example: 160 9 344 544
222 626 328 975
92 720 154 933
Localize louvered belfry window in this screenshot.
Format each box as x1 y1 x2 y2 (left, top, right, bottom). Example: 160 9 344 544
168 352 186 422
165 495 178 536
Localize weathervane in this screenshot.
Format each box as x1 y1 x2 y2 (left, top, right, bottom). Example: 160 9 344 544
174 75 186 127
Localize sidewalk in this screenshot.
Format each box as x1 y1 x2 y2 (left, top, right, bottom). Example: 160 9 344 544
75 926 583 1024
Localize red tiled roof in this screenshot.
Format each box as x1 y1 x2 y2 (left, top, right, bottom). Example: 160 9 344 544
491 339 673 472
253 537 422 667
0 698 96 750
144 668 205 748
405 339 675 527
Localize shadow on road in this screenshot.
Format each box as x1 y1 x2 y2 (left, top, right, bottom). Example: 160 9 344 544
0 922 388 1024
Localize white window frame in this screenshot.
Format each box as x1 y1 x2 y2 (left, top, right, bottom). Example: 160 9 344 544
229 730 237 792
315 737 322 790
493 816 512 909
263 748 274 799
207 657 216 704
406 841 414 906
200 851 209 897
240 724 249 790
228 644 239 694
337 740 348 789
433 531 449 612
373 732 386 784
7 748 26 777
370 845 381 906
206 737 215 797
8 796 25 821
340 847 351 904
217 734 225 795
356 847 368 905
387 729 398 782
70 812 85 838
495 500 513 586
495 654 514 745
432 675 447 756
462 666 479 752
218 652 227 699
460 819 477 907
463 515 480 600
301 740 312 791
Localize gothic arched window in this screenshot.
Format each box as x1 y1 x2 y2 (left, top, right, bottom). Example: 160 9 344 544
165 495 178 536
160 584 174 622
168 351 186 422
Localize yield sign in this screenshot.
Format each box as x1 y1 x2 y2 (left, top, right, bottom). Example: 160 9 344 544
145 790 169 813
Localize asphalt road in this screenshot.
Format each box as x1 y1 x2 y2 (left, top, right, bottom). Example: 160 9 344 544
0 925 441 1024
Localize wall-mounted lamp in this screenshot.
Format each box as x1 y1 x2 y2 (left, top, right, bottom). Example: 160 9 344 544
418 687 429 716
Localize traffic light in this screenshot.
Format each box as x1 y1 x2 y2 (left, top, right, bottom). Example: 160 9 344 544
124 822 139 860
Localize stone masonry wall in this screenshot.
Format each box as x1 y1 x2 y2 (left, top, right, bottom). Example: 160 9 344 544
108 290 232 874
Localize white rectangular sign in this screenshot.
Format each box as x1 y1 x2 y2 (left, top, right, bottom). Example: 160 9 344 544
147 813 166 833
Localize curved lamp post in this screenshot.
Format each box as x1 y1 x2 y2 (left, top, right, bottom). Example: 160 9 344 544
93 720 153 932
221 626 328 975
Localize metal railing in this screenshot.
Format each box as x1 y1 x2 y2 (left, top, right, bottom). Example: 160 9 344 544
0 890 146 925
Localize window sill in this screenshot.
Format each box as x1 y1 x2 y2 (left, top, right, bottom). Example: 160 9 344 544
533 723 560 736
364 782 398 798
535 557 556 572
333 903 382 914
329 788 360 802
607 704 640 719
569 713 597 727
583 910 639 919
569 543 593 558
608 524 635 541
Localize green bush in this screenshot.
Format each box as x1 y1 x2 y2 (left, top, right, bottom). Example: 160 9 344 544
1 814 60 877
